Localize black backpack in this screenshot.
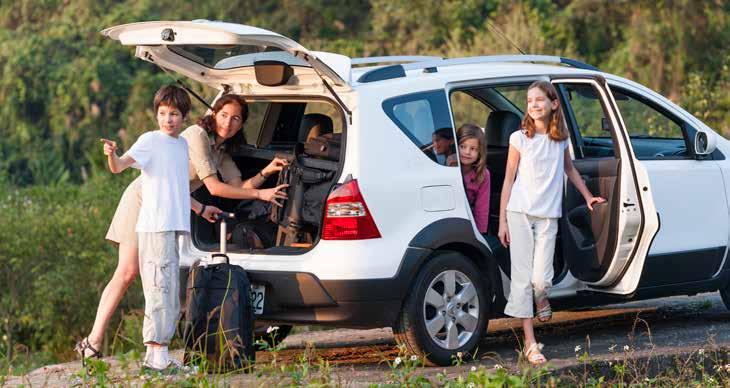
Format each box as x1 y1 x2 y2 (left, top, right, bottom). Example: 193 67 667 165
182 214 255 373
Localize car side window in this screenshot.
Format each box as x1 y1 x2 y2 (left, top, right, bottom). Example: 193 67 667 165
559 83 618 159
383 90 456 166
610 87 690 160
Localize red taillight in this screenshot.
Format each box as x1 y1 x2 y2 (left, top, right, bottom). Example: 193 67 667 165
322 179 381 240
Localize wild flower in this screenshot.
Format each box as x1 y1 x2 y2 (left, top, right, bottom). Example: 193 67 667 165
470 366 477 372
410 355 418 362
608 344 616 352
394 357 402 366
574 345 582 353
457 352 463 358
494 364 503 370
266 326 279 334
698 348 705 356
623 345 630 352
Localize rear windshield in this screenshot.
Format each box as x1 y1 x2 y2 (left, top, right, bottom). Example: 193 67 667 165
168 45 308 70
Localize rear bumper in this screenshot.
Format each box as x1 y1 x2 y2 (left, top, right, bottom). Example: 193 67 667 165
247 270 402 328
179 247 433 328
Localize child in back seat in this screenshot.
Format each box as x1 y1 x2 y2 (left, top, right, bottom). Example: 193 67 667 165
456 124 493 243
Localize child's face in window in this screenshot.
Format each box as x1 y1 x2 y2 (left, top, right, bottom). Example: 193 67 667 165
157 104 184 137
526 87 558 124
458 137 480 167
432 134 454 155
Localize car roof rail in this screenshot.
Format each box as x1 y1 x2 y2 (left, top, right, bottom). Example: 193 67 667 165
351 55 443 66
356 55 600 83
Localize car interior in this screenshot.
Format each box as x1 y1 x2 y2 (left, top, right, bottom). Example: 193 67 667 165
190 99 344 254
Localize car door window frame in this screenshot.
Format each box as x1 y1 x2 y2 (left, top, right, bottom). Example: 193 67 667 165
556 82 621 161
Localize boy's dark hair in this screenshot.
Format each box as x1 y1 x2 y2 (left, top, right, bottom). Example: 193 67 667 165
153 85 192 117
197 94 249 149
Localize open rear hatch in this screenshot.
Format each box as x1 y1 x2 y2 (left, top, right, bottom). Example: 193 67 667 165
101 20 352 96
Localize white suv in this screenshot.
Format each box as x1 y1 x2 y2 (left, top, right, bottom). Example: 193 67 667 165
104 20 730 366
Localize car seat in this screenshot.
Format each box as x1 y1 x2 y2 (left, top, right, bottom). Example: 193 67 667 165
484 111 522 234
298 113 334 143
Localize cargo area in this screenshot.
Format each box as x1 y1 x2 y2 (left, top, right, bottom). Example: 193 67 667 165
190 97 345 254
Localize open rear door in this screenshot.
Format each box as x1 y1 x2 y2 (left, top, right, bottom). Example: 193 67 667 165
553 76 659 296
101 20 352 94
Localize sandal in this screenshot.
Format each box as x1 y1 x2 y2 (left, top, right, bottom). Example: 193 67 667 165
524 342 547 366
535 297 552 323
74 337 103 366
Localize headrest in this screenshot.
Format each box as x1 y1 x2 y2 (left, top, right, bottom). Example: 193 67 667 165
485 111 522 147
299 113 334 143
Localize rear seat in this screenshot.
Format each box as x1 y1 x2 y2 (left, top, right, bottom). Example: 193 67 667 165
484 111 522 234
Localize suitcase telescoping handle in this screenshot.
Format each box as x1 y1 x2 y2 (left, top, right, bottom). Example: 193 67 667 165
211 212 236 263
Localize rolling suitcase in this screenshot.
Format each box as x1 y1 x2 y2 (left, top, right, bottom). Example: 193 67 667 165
182 212 256 373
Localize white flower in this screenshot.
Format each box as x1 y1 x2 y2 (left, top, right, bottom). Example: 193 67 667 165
623 345 630 352
467 383 475 388
698 348 705 355
1 335 7 341
410 355 418 362
608 344 616 352
494 364 503 370
470 366 477 372
574 345 582 353
608 361 613 366
394 357 402 366
266 326 279 334
457 351 463 358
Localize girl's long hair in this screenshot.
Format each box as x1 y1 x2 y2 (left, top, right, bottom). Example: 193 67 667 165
197 94 249 148
521 80 569 141
457 123 487 184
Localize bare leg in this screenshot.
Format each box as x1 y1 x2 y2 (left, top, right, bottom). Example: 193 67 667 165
87 241 139 349
522 317 537 348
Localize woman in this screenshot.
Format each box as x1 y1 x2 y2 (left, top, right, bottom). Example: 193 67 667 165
76 94 288 359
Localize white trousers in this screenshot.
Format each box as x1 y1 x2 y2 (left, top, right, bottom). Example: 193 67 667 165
138 231 181 345
503 211 558 318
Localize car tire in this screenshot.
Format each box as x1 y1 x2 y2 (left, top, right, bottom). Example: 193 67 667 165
254 323 293 349
393 250 490 366
721 282 730 311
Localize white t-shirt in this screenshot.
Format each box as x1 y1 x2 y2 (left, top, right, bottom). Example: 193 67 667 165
126 130 191 233
505 130 568 218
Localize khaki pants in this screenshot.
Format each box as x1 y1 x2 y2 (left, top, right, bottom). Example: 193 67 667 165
138 231 181 345
503 211 558 319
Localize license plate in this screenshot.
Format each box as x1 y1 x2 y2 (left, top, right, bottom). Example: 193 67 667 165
249 284 265 315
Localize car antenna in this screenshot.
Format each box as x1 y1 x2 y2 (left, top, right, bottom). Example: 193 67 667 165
485 19 526 55
158 65 213 110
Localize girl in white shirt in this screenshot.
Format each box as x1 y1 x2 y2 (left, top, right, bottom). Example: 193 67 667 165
498 80 605 365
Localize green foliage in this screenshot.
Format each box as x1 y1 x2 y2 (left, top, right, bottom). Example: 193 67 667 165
0 172 141 366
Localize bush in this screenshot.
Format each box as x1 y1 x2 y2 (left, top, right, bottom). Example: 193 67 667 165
0 172 140 367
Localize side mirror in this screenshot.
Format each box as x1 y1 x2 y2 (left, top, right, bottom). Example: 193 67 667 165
694 130 717 156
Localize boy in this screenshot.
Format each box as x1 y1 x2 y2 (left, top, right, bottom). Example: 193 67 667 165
101 85 197 372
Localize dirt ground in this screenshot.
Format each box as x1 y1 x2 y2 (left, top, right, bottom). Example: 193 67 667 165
6 292 730 386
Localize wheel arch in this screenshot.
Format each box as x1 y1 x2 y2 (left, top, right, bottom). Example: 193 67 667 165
403 218 504 315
